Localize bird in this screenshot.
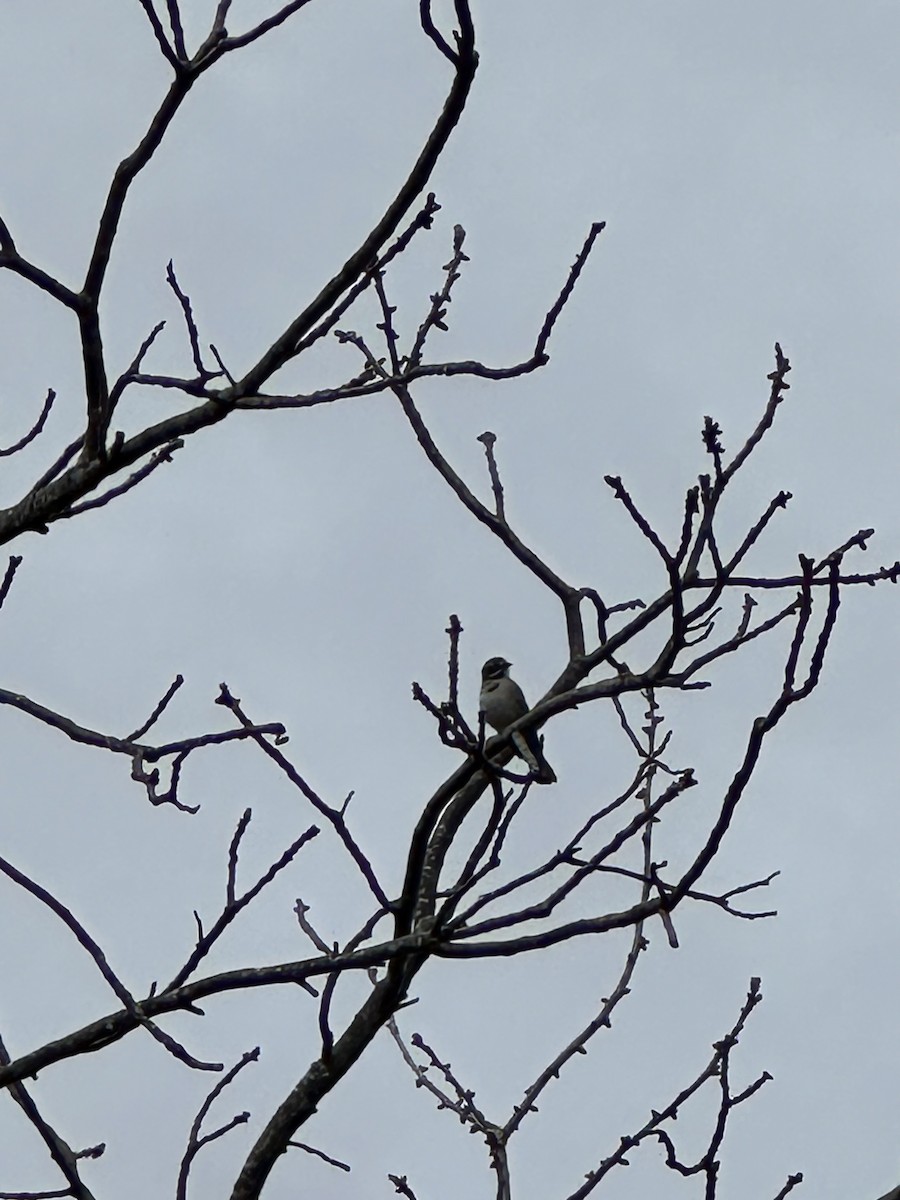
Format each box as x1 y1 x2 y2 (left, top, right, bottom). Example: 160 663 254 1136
479 657 556 784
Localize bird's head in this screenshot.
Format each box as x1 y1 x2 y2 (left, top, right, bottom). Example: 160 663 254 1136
481 657 512 681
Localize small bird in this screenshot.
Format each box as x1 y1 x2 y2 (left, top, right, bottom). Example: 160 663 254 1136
479 657 556 784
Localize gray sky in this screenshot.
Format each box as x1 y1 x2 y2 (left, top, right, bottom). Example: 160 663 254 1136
1 2 899 1198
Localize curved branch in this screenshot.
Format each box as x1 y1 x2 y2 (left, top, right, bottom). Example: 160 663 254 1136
230 6 478 396
0 389 56 458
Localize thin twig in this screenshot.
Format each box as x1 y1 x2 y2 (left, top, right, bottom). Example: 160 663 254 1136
0 1032 102 1200
217 684 389 908
62 441 184 518
287 1142 351 1172
124 674 184 741
0 389 55 457
177 1048 260 1200
0 856 221 1071
167 821 319 990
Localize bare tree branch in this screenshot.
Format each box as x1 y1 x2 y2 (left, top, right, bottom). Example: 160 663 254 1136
136 0 181 69
166 817 319 990
0 390 55 458
0 856 221 1072
217 684 390 909
0 1032 102 1200
177 1048 260 1200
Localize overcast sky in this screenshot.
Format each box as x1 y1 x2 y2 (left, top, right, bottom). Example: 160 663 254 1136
1 2 899 1198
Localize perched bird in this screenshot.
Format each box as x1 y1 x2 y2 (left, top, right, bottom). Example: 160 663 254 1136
479 656 556 784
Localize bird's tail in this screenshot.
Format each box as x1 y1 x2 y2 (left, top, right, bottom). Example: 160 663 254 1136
513 730 557 785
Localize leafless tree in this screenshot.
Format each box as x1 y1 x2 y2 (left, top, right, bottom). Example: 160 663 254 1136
0 4 896 1199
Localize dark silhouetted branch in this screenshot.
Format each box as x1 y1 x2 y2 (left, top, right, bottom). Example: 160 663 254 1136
0 390 55 458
